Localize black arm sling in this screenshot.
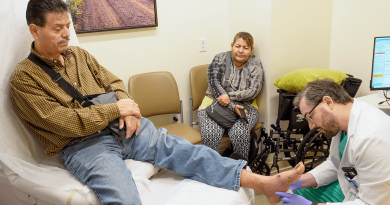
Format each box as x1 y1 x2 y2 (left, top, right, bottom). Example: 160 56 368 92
27 52 126 140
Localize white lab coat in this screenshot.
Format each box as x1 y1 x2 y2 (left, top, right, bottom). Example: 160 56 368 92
309 99 390 205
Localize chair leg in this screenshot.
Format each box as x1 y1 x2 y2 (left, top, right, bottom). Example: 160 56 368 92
180 100 183 123
189 98 193 127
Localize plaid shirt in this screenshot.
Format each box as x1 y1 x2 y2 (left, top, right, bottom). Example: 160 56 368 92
10 44 131 156
206 51 264 111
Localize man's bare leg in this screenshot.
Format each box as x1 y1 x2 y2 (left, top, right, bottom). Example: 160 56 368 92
240 162 305 204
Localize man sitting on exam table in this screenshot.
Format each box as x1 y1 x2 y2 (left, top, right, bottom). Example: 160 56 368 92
275 78 390 205
10 0 305 204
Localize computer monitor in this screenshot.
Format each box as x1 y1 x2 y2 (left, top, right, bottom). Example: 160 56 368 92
370 36 390 90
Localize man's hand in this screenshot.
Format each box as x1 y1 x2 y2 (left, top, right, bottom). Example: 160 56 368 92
119 115 141 139
275 192 311 205
235 104 247 117
116 99 141 119
217 93 230 106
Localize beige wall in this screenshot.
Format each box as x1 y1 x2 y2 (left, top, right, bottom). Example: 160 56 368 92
229 0 333 168
76 0 390 170
79 0 387 131
269 0 333 128
329 0 390 97
228 0 272 128
77 0 230 126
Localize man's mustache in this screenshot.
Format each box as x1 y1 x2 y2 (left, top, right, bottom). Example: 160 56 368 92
58 38 70 44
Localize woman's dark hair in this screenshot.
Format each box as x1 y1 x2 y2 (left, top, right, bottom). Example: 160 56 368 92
26 0 69 27
232 32 254 48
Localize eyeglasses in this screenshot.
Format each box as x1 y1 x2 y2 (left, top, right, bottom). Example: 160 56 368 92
300 98 323 122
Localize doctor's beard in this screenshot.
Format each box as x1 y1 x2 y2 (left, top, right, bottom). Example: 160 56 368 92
318 108 340 138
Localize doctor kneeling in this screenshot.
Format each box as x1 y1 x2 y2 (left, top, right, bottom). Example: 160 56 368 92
276 78 390 205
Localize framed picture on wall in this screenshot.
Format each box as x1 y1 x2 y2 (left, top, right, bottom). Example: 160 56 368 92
67 0 158 34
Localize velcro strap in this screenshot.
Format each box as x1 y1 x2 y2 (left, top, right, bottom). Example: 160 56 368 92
66 189 79 205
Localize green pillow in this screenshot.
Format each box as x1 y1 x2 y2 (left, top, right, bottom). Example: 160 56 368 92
274 68 349 92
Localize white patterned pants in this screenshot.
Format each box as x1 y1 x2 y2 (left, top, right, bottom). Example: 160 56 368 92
197 106 259 160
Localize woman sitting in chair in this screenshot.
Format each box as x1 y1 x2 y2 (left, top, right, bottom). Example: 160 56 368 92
197 32 264 160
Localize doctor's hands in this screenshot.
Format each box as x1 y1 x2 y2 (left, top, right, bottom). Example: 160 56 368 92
289 178 302 192
275 192 311 205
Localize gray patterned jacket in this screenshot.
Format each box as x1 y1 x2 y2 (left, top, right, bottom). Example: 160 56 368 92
206 51 264 111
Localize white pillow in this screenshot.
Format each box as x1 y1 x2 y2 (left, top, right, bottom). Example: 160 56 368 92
124 159 161 203
124 159 160 179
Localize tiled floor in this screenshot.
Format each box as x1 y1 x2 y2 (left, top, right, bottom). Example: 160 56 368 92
254 190 283 205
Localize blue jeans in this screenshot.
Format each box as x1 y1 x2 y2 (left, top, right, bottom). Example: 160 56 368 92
60 118 246 205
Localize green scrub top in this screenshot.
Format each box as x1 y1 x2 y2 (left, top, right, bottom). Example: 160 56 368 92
293 131 347 203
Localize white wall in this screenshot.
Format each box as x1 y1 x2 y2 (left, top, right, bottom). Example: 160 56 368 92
77 0 334 130
269 0 333 128
329 0 390 97
228 0 272 128
77 0 230 126
80 0 390 130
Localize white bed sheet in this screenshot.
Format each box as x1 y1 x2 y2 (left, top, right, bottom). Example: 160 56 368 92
0 160 161 205
146 169 255 205
0 167 254 205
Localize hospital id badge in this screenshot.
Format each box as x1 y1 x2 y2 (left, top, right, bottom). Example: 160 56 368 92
342 187 368 205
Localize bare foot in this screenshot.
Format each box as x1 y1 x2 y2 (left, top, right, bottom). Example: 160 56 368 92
254 162 304 204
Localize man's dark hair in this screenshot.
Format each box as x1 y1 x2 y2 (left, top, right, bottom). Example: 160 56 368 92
26 0 69 27
293 78 353 108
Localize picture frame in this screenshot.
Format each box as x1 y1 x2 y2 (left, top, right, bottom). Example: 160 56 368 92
68 0 158 34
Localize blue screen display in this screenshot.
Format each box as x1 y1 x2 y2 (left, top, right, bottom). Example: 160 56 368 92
371 37 390 90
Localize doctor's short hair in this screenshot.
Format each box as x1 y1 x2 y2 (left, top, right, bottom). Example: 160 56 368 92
26 0 69 27
232 32 254 48
293 78 353 108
